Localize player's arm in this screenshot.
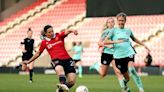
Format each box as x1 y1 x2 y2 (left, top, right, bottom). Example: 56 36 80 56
33 40 37 53
20 41 26 53
98 39 104 47
24 51 42 64
131 36 150 52
24 41 46 64
103 36 124 45
98 39 113 48
64 29 78 36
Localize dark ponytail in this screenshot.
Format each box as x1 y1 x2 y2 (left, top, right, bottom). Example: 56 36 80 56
27 28 32 33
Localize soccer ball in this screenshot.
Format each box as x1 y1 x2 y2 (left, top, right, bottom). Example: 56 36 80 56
76 85 89 92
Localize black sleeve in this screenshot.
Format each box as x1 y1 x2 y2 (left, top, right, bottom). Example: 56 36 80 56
20 39 25 44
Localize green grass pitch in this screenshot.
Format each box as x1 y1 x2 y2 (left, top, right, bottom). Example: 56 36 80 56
0 74 164 92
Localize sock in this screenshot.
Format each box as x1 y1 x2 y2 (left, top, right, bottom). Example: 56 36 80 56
89 62 100 72
93 62 100 72
29 69 33 81
59 75 66 84
118 79 125 89
78 65 83 77
128 67 143 89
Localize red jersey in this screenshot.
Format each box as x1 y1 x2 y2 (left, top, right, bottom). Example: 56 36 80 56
39 31 71 60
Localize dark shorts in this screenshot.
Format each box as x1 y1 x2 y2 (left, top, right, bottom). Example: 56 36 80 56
73 59 81 63
115 55 135 74
51 58 76 75
22 53 33 61
101 53 113 65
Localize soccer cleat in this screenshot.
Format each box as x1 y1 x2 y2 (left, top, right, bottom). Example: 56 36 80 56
139 88 144 92
57 84 69 91
29 80 33 83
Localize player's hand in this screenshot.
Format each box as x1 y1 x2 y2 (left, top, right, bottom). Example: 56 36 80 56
98 41 104 46
73 30 78 35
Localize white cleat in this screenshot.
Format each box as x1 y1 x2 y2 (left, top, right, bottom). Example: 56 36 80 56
57 84 69 91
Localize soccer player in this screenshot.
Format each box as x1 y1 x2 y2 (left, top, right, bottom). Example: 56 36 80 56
105 12 150 92
89 18 129 91
20 28 35 83
71 41 83 78
23 25 78 92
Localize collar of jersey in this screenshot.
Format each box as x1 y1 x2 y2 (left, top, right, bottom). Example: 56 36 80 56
45 34 56 41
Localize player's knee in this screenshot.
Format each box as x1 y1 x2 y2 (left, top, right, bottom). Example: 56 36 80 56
100 73 107 78
67 80 75 88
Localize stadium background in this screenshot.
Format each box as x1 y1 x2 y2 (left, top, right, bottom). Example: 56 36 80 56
0 0 164 92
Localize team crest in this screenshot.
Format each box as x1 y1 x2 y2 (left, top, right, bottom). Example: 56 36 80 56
103 60 107 64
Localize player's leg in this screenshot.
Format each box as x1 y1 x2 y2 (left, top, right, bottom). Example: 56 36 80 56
75 61 83 78
112 60 125 90
115 58 130 92
99 53 113 78
89 53 111 78
66 73 76 88
51 60 69 92
64 59 76 89
29 61 34 83
55 65 69 92
128 61 144 92
99 64 109 78
22 63 27 71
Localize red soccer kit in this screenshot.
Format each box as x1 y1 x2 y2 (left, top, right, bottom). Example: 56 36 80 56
39 31 71 60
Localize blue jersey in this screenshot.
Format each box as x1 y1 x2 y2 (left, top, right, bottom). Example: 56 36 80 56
108 27 136 59
101 28 114 54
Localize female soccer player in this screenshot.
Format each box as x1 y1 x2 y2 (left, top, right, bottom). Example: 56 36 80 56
89 18 129 91
105 12 150 92
24 25 78 92
71 41 83 78
20 28 35 83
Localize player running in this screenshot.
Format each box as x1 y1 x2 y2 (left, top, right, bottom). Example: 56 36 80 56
89 17 129 91
71 41 83 78
20 28 35 83
104 12 150 92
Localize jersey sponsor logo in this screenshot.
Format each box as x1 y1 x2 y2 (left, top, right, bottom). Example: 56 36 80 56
129 55 134 58
47 41 62 49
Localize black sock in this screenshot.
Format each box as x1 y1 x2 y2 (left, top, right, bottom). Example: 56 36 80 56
29 69 33 80
59 75 66 84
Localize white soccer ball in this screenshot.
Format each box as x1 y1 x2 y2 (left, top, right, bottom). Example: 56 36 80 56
76 85 89 92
